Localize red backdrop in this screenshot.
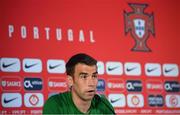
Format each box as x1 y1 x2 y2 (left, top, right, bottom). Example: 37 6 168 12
0 0 179 114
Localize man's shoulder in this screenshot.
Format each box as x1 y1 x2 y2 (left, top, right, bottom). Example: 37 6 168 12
94 94 107 101
45 91 70 105
43 91 71 114
93 94 115 114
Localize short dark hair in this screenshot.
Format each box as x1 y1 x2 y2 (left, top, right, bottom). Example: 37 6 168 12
66 53 97 76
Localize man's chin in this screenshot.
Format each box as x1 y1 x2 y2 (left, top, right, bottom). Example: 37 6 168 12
84 94 95 101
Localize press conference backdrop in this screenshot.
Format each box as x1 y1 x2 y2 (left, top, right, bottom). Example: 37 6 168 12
0 0 180 114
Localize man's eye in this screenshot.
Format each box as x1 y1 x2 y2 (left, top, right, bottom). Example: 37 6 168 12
80 74 87 79
92 74 98 78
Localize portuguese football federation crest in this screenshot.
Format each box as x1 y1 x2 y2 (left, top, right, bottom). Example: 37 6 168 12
124 3 155 52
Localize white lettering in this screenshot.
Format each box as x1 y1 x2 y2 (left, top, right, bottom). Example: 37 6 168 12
90 30 95 43
33 26 39 39
12 110 26 114
112 83 124 88
32 81 42 85
45 27 50 40
21 26 27 38
140 109 152 113
56 28 62 40
8 25 14 37
31 110 42 114
68 29 73 41
7 25 96 43
115 109 137 114
7 81 21 87
156 109 180 114
147 83 163 89
53 82 67 87
79 30 85 42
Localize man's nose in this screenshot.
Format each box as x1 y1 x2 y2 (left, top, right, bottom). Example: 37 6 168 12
88 77 96 86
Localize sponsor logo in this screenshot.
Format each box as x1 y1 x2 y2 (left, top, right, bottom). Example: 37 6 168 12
110 98 121 103
2 62 16 68
146 80 163 94
147 68 157 72
108 94 126 107
97 61 105 75
127 94 144 107
165 68 174 73
165 95 180 108
164 81 180 92
23 58 42 73
148 95 164 107
145 63 161 76
0 58 20 72
25 63 38 69
48 77 67 91
126 67 137 72
1 76 22 91
24 77 43 90
106 61 123 75
96 79 105 92
124 3 155 52
47 59 65 73
108 66 119 71
24 93 44 107
163 64 179 77
126 80 142 92
2 93 22 107
4 97 18 103
107 79 125 92
49 64 61 69
124 62 141 76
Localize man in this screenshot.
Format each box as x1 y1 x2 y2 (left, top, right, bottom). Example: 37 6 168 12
43 53 115 114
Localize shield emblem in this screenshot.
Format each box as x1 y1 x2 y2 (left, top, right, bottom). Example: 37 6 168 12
133 19 145 38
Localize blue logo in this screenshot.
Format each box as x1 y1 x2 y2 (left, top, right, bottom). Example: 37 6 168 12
164 81 180 92
148 95 164 107
126 80 142 92
24 77 43 90
96 79 105 91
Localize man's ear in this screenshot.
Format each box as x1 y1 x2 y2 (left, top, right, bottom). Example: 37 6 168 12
67 75 73 88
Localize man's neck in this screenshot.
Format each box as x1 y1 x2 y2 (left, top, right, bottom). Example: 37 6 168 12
71 91 91 113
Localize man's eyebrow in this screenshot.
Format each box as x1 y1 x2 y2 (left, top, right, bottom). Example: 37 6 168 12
79 72 88 75
79 71 98 75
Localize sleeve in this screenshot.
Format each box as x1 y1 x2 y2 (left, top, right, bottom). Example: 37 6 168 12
43 95 60 114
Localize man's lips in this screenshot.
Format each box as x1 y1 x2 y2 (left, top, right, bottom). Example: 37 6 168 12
86 89 96 94
87 90 95 92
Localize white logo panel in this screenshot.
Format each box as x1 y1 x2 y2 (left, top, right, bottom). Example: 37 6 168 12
145 63 161 76
108 94 126 107
165 95 180 108
106 61 123 75
23 58 42 73
127 94 144 108
163 64 179 77
97 61 104 75
124 62 141 76
1 58 20 72
47 59 65 73
24 93 44 107
2 93 22 107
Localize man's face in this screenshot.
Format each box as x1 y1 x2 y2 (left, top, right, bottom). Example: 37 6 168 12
71 63 98 101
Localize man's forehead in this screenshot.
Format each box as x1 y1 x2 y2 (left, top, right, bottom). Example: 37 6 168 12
75 63 96 68
75 63 97 72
